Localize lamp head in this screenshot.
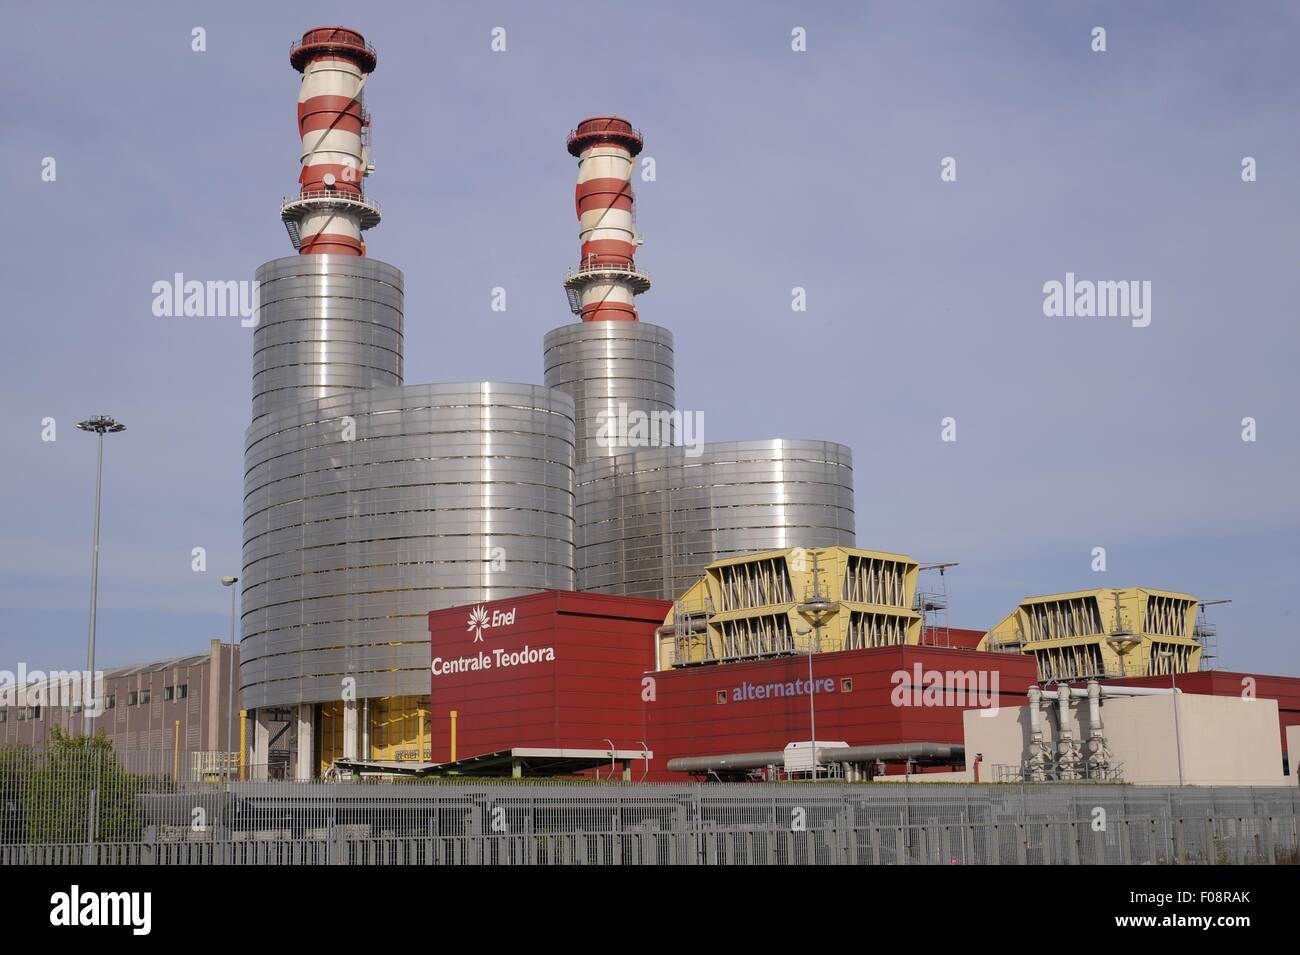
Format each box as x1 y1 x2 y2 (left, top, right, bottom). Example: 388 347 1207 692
77 415 126 435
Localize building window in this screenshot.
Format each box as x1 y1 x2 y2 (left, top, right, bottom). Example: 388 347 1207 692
140 689 151 705
179 684 188 699
841 678 853 693
164 686 174 702
128 691 138 706
72 702 82 714
0 710 6 723
716 690 727 704
16 708 25 722
106 695 115 710
30 706 40 720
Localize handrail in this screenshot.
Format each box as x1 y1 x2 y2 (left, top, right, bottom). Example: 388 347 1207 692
290 38 377 59
564 261 650 282
283 191 381 213
567 125 644 146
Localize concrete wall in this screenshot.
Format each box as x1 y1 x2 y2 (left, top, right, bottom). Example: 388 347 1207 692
964 692 1287 786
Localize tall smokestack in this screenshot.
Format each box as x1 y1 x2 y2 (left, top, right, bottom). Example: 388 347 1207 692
546 116 675 464
282 26 381 255
252 27 401 425
563 117 651 320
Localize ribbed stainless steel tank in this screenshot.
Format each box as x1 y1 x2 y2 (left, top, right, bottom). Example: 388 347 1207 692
576 439 855 600
251 255 404 424
240 381 576 708
543 320 676 465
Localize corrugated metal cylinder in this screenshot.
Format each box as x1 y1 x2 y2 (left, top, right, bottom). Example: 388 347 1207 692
240 381 576 708
251 255 404 423
543 320 676 465
576 439 856 600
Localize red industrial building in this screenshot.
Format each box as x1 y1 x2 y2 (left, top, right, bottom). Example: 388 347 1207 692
428 591 1040 781
427 590 665 773
645 645 1035 779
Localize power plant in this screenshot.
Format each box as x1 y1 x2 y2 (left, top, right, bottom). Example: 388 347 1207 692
222 26 1300 789
7 16 1300 881
240 27 857 773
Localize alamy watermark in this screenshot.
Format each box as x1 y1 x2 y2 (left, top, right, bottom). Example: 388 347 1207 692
890 663 1000 714
1042 272 1151 328
595 402 704 457
50 885 151 935
152 273 260 327
0 665 105 714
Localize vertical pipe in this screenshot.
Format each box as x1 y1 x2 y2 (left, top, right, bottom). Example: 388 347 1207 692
225 588 236 784
239 709 247 780
807 638 817 775
1057 684 1073 778
362 697 370 760
1171 669 1185 786
450 709 458 763
173 719 180 783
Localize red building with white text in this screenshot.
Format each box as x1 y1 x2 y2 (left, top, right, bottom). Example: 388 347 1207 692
428 590 1041 780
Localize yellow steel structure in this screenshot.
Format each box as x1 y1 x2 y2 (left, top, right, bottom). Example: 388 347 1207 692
658 546 923 668
318 695 430 774
977 587 1203 681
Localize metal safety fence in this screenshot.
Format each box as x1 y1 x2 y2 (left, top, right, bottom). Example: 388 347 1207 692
1 745 1298 864
3 813 1297 865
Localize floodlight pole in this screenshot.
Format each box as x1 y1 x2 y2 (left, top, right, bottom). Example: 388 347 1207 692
77 415 125 739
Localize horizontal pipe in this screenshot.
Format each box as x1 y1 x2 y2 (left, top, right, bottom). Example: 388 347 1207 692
1100 685 1181 697
816 743 964 764
1040 685 1180 699
667 752 786 773
669 741 967 774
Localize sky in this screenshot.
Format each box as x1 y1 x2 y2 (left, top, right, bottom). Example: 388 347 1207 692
1 0 1297 676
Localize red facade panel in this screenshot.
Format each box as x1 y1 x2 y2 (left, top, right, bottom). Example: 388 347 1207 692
645 647 1037 778
428 591 1042 780
427 590 668 764
429 591 1300 778
930 628 986 650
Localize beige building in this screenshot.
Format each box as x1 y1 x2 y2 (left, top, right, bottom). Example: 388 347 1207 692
0 641 243 775
964 692 1287 787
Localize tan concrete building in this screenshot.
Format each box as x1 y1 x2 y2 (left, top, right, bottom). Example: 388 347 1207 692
0 641 242 775
964 692 1287 787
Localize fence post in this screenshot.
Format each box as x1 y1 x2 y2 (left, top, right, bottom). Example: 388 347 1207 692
86 786 98 849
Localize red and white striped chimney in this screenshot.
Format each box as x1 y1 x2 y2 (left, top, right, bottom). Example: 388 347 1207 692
282 27 381 256
563 117 651 321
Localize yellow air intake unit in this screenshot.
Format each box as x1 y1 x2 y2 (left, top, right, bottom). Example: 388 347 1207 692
978 587 1203 681
659 546 923 668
